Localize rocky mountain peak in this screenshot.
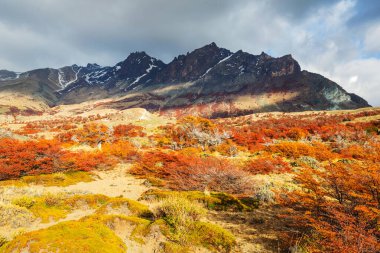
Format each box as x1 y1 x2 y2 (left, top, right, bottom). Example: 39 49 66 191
121 51 151 65
112 52 165 89
85 63 101 70
208 41 218 47
153 43 232 83
0 70 18 81
0 43 370 116
259 51 271 59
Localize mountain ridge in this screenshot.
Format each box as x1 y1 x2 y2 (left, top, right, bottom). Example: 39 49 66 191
0 42 370 117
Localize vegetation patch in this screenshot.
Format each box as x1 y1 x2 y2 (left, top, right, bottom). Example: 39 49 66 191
95 197 153 219
0 203 35 228
2 107 380 251
0 219 127 253
12 194 70 222
154 195 236 252
191 221 236 252
130 151 254 194
84 214 152 244
11 194 148 223
142 189 258 211
0 171 94 187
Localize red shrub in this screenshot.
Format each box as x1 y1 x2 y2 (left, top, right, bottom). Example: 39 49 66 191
101 140 139 160
0 138 64 179
0 138 118 180
113 124 145 139
244 155 291 174
130 151 254 194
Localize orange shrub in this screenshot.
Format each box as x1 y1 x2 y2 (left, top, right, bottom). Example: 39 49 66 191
214 141 238 157
285 127 308 140
266 141 334 161
278 161 380 252
130 151 254 194
244 155 291 174
266 141 314 158
113 124 145 139
101 140 139 160
340 144 368 160
55 123 110 146
60 152 117 172
0 138 118 180
0 138 63 179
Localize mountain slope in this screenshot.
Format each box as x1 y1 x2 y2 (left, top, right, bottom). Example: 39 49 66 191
0 43 370 117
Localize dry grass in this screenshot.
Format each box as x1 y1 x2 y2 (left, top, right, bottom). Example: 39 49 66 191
0 171 94 187
153 195 236 252
0 203 35 228
10 193 152 224
154 195 207 229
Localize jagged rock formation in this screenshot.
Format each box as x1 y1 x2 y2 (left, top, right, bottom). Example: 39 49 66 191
0 43 370 117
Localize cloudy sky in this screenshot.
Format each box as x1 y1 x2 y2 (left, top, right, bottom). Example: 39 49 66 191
0 0 379 105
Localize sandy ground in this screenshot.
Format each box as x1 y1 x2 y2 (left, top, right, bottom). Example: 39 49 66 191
0 163 151 240
32 163 149 199
0 164 149 200
0 164 177 253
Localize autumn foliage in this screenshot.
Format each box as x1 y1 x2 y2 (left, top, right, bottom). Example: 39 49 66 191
266 141 335 161
56 123 144 146
279 158 380 252
244 155 291 174
0 138 116 180
130 151 254 194
155 116 233 151
1 107 380 251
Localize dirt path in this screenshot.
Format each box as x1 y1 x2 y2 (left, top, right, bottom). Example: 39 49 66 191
0 163 151 240
16 163 149 200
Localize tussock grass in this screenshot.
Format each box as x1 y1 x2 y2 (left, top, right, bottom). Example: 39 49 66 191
95 197 153 218
11 193 151 223
84 214 152 244
142 189 258 211
0 204 35 228
192 221 236 252
155 195 207 229
0 219 127 253
0 171 94 187
0 236 6 248
3 193 235 252
154 195 236 252
12 194 70 222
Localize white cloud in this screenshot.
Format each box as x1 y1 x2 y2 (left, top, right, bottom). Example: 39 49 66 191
364 24 380 53
317 58 380 106
349 75 358 83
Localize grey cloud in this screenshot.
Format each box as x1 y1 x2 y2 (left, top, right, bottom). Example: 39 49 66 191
0 0 378 105
348 0 380 26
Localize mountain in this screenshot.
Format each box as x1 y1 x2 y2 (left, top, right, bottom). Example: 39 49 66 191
0 43 370 117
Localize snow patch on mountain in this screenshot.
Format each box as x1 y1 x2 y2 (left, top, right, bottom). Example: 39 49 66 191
131 61 157 85
200 53 234 78
218 54 233 64
0 70 21 81
58 66 81 89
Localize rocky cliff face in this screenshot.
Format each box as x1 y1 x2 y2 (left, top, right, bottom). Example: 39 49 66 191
0 43 370 117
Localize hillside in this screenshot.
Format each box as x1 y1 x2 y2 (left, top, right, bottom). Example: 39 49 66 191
0 105 379 252
0 43 370 118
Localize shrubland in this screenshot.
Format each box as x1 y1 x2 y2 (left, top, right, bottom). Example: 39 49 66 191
0 108 379 252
